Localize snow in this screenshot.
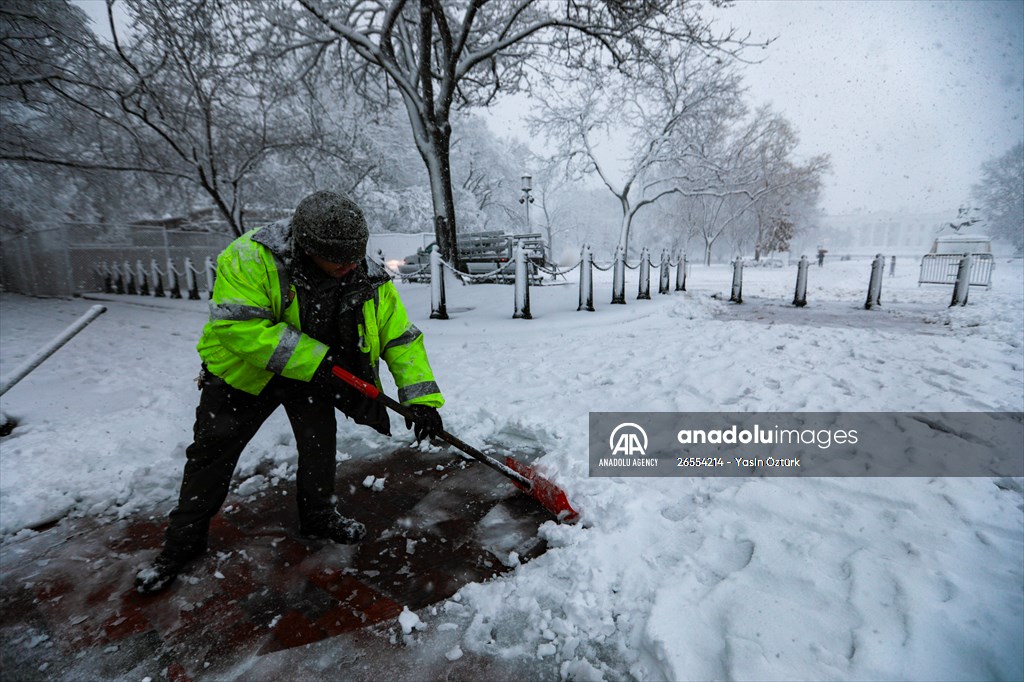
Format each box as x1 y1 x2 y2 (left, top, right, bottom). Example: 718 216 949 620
399 606 426 635
1 257 1022 680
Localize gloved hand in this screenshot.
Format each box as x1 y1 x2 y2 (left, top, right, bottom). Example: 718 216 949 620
311 355 338 386
311 356 350 404
404 405 443 442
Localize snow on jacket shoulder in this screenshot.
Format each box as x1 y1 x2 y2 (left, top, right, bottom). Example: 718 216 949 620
196 221 444 408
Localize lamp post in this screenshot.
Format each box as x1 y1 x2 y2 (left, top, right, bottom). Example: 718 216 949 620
519 173 534 230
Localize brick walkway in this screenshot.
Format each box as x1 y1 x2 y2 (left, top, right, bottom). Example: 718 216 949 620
0 446 553 680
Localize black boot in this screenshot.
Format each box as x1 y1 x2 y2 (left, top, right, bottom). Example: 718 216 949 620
134 544 205 594
300 510 366 544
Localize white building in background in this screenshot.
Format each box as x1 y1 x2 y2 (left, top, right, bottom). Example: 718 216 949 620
817 211 958 257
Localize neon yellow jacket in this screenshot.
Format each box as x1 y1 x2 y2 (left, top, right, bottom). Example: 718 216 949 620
196 221 443 408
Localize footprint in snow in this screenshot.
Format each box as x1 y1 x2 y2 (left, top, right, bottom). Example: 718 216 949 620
695 537 756 586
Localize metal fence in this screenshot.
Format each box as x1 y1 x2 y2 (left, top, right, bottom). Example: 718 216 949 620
0 223 233 297
918 253 994 289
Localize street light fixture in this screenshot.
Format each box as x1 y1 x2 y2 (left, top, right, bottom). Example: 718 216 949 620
519 173 534 230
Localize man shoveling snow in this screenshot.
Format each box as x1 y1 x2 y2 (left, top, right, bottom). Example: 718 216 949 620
135 191 444 594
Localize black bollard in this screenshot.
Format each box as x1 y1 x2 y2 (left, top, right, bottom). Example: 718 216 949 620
865 254 884 309
793 255 808 307
137 260 150 297
185 257 200 300
611 246 626 304
125 261 137 295
729 257 743 303
168 258 182 299
152 259 165 297
578 245 595 312
658 250 670 295
637 247 651 300
429 248 448 320
513 243 532 319
949 254 972 307
676 252 688 292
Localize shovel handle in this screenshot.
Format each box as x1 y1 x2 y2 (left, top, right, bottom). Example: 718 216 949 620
330 365 532 489
331 365 380 400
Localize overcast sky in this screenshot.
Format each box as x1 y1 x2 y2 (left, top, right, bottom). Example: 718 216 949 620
718 0 1024 216
486 0 1024 218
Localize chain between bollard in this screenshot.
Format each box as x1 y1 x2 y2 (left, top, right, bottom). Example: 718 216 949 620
440 258 516 281
534 260 582 277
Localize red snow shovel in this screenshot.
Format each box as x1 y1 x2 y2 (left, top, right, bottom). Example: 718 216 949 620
331 365 580 523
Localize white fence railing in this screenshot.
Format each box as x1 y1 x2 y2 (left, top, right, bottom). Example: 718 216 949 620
918 253 993 289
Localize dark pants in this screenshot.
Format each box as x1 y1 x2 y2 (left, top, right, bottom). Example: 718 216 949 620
164 373 337 551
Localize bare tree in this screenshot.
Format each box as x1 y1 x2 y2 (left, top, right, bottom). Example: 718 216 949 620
745 116 828 260
682 107 829 265
529 157 578 261
0 1 183 229
0 2 96 95
275 0 753 267
1 0 331 237
101 0 318 235
532 45 744 257
259 75 411 208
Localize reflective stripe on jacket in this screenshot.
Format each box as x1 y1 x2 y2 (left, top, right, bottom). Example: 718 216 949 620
196 221 443 408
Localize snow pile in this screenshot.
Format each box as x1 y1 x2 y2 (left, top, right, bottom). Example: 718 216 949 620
1 258 1021 679
450 476 1022 680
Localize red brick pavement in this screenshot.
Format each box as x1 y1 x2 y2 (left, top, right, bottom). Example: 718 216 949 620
0 446 552 680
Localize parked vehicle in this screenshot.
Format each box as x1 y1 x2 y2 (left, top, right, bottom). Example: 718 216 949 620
397 232 547 283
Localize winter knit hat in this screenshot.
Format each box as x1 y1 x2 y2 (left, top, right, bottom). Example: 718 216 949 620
292 191 368 263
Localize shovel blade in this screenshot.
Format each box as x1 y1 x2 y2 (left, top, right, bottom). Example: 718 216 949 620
504 456 580 524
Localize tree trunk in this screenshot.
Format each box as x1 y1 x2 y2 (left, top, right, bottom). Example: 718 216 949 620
393 31 461 272
754 217 764 262
197 167 244 237
207 192 244 237
215 198 244 237
617 209 634 260
419 127 461 270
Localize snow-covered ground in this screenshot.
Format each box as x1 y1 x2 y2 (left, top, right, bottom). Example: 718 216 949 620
2 256 1022 681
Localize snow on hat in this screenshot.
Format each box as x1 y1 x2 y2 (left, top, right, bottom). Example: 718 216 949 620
292 191 368 263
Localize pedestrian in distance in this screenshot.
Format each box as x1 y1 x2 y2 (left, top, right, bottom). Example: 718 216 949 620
889 255 896 277
136 191 444 594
